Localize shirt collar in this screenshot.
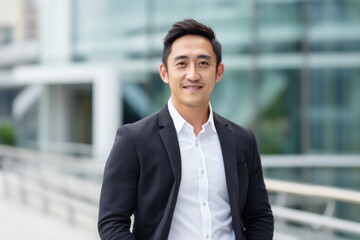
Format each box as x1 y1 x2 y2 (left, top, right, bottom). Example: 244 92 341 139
167 98 217 133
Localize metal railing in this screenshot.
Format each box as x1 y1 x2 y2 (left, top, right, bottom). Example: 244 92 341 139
0 145 102 229
262 154 360 168
262 155 360 239
266 179 360 237
1 145 359 239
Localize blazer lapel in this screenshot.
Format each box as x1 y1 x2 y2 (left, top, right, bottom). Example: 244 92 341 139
156 105 182 240
158 104 182 185
214 113 242 238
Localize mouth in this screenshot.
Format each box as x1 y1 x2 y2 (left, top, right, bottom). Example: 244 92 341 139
183 85 203 91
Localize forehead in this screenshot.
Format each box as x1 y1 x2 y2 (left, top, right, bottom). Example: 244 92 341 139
169 35 215 59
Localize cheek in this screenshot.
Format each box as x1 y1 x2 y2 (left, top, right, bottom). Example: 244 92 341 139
168 79 179 91
169 71 183 80
167 73 182 86
206 80 217 92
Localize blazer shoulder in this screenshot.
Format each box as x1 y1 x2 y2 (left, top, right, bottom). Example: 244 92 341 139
121 111 160 134
120 104 172 135
214 112 256 141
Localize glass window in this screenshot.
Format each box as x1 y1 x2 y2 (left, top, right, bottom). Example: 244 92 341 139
309 69 360 153
212 70 254 127
257 70 301 154
308 0 360 53
309 0 360 25
310 40 360 52
258 0 303 54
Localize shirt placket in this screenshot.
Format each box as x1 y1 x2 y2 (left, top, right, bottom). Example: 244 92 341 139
195 134 212 240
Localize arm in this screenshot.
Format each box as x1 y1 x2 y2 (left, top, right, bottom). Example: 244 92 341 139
98 126 139 240
243 130 274 240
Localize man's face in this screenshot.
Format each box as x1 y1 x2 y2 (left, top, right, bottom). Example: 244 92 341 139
159 34 224 111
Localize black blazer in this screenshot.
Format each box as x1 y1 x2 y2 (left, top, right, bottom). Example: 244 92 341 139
98 105 274 240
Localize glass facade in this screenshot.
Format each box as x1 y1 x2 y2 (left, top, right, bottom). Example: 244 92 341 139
310 73 360 153
71 2 360 237
71 0 359 154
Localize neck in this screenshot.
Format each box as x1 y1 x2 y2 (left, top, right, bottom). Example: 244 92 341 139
172 102 210 136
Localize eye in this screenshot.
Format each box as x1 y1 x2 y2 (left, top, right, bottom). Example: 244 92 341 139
199 61 210 67
175 62 187 67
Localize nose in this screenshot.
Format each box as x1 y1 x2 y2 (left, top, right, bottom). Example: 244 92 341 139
186 65 200 81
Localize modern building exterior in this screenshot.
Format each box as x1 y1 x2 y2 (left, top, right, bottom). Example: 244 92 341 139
0 0 359 159
1 1 360 238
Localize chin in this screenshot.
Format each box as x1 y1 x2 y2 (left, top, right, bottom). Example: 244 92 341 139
183 100 206 108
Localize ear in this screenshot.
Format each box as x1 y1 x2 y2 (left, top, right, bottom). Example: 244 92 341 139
159 63 169 84
215 62 224 83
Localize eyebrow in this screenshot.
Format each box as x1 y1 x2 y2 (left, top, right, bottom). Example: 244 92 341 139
173 54 212 61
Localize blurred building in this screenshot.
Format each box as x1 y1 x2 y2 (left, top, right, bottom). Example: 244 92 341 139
0 0 359 159
0 1 359 238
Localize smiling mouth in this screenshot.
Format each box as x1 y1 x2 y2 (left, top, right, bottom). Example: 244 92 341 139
183 85 203 90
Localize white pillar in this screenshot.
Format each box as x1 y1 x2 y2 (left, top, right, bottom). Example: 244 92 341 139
38 85 50 152
38 85 70 152
39 0 72 63
92 68 122 160
37 0 72 152
49 85 70 142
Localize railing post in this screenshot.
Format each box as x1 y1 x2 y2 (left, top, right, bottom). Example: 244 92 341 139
39 167 50 214
17 160 28 205
64 174 76 225
322 200 336 237
324 200 336 217
1 157 11 198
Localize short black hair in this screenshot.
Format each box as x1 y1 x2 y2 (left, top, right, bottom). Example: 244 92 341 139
162 19 222 69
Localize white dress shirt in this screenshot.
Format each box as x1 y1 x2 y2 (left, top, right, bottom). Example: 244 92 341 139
167 99 235 240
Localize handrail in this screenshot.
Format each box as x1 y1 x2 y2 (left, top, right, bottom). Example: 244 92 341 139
272 206 360 235
265 179 360 204
266 178 360 237
24 140 93 157
0 145 102 175
262 154 360 168
0 144 96 164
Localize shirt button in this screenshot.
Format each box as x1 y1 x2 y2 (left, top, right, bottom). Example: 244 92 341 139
203 202 206 206
195 142 198 147
201 170 204 174
206 235 209 239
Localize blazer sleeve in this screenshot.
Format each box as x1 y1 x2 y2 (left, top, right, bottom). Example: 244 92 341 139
243 129 274 240
98 126 139 240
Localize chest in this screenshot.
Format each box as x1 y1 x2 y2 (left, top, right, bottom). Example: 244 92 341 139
177 128 229 202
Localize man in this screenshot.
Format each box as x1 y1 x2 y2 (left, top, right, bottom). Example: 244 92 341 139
98 19 274 240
